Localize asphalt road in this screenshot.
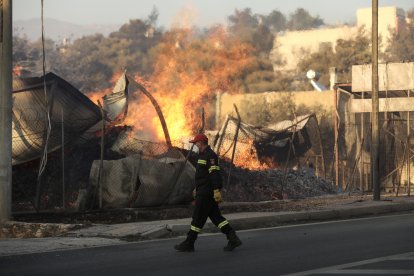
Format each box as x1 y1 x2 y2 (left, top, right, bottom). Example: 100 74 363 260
1 213 414 276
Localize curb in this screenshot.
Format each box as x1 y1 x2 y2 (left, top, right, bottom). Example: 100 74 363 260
165 202 414 237
140 225 171 240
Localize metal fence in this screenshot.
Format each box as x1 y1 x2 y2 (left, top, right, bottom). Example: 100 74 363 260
11 126 186 212
334 88 413 195
214 114 326 177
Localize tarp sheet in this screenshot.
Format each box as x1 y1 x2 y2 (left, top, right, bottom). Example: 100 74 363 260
89 150 195 208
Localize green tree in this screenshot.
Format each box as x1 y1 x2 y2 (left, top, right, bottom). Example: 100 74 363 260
386 8 414 62
51 13 161 92
226 8 283 93
145 6 159 27
334 28 371 82
53 34 113 91
13 34 38 71
228 8 259 33
227 8 273 53
105 18 161 75
13 35 61 77
260 10 287 32
287 8 324 31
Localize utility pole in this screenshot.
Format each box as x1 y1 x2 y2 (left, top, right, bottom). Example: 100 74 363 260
0 0 13 221
371 0 380 200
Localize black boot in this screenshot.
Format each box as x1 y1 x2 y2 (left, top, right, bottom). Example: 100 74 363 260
224 230 242 251
174 231 197 252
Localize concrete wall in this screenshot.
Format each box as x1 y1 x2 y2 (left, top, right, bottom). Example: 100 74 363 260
217 90 334 127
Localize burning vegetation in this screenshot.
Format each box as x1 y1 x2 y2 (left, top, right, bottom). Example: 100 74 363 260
88 26 255 143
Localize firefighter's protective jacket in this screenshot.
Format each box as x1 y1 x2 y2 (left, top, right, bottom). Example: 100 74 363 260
195 145 222 196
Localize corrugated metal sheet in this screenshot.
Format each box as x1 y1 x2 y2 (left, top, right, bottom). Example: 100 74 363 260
103 72 128 122
12 72 102 165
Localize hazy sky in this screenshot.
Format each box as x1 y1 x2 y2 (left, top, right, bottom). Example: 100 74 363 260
13 0 414 27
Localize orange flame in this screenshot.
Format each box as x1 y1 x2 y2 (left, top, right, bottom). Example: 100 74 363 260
87 89 110 105
227 140 271 170
142 27 254 142
87 71 124 105
87 26 256 152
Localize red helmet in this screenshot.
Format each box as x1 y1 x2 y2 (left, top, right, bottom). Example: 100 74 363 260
189 133 208 143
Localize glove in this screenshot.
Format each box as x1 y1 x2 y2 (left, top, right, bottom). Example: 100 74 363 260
213 189 222 203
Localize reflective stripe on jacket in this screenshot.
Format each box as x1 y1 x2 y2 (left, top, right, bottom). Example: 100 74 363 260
195 146 222 194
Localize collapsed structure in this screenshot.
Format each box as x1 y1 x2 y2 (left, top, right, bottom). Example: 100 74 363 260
212 114 326 176
12 72 102 165
12 71 336 212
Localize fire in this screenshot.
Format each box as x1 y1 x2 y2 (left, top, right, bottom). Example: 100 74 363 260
87 25 255 148
87 71 124 105
227 140 271 170
87 89 110 105
122 26 255 144
13 65 23 77
145 27 254 142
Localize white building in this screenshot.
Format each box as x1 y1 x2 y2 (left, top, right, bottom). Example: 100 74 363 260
272 6 407 72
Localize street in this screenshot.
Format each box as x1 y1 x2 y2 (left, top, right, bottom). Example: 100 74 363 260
1 212 414 276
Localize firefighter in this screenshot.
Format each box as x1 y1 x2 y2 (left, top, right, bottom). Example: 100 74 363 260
174 133 242 252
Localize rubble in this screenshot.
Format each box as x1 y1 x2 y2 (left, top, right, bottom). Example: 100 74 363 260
221 163 336 202
0 221 85 239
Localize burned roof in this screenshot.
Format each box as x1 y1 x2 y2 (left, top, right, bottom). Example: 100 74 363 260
12 72 102 165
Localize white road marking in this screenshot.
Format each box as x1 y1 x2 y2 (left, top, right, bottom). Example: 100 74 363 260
326 269 414 274
240 212 414 233
283 251 414 276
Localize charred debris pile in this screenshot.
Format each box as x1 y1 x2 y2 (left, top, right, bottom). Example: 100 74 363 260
220 161 336 202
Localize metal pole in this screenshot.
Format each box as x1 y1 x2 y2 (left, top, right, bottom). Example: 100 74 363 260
334 87 339 190
312 114 326 178
0 0 12 222
97 101 105 209
215 115 230 155
127 76 172 148
226 104 241 187
215 91 221 129
371 0 380 200
360 92 365 192
61 108 65 208
407 90 411 196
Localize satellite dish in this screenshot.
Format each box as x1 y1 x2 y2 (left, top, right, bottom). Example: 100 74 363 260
306 69 320 81
306 70 326 92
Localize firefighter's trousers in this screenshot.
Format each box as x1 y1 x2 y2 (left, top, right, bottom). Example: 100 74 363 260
189 195 231 235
